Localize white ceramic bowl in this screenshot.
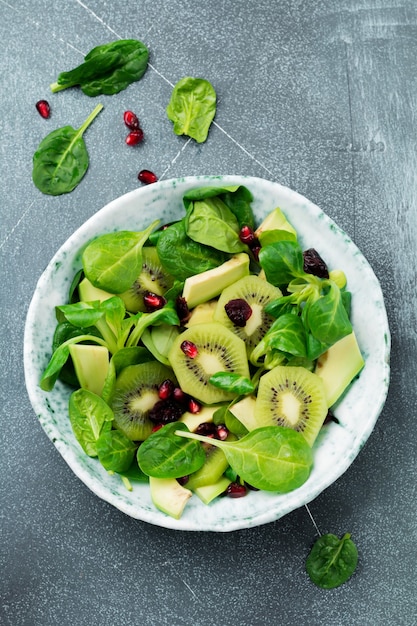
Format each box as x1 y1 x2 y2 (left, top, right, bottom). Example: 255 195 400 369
24 175 390 531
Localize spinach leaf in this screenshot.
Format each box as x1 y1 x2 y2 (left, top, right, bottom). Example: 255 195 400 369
137 422 206 478
183 185 255 229
32 104 103 196
157 220 227 280
306 533 358 589
166 77 216 142
185 197 246 254
96 430 138 472
82 220 159 293
175 426 313 492
69 388 113 456
50 39 149 96
258 240 305 286
209 372 255 395
304 282 352 346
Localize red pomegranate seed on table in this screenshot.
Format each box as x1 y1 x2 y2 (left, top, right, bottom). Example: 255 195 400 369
35 100 50 119
180 340 198 358
138 169 158 184
143 292 166 311
123 110 140 130
125 129 144 146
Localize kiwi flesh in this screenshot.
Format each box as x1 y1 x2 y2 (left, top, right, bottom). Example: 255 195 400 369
120 247 174 312
213 275 282 355
255 365 328 446
111 361 175 441
168 322 250 405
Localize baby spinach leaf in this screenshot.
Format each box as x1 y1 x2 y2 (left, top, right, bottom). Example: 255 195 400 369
96 430 138 472
306 533 358 589
32 104 103 196
175 426 313 492
166 77 216 142
209 372 255 395
137 422 206 478
182 185 255 229
157 220 227 280
50 39 149 96
259 240 305 286
185 197 246 254
82 220 159 293
69 389 114 457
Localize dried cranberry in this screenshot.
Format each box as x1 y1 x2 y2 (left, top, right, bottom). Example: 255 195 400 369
188 398 201 414
126 129 144 146
138 169 158 184
224 299 252 327
36 100 50 119
226 482 248 498
181 340 198 358
177 476 189 486
148 399 184 424
158 379 175 400
195 422 217 437
303 248 329 279
143 292 166 311
123 110 140 130
239 225 256 246
176 295 191 325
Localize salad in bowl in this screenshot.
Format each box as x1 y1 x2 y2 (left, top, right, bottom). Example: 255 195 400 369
24 175 390 531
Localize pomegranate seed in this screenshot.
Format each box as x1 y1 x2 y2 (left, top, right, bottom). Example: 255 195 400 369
251 245 261 261
123 110 140 130
158 379 175 400
226 482 248 498
225 299 252 327
181 340 198 358
36 100 50 119
143 292 166 311
216 424 229 440
138 169 158 184
188 398 201 414
173 387 187 404
177 476 189 486
152 423 164 432
239 225 256 246
126 129 144 146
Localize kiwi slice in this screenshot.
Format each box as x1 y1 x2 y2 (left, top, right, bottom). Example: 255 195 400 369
120 247 174 312
213 275 282 355
168 322 250 405
111 361 175 441
255 365 328 446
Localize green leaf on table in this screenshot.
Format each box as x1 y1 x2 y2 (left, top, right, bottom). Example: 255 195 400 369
166 77 216 142
306 533 359 589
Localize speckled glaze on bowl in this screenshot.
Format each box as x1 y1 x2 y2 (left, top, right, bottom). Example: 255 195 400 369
24 175 390 532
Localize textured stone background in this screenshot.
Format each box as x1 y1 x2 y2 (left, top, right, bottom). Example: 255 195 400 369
1 1 416 624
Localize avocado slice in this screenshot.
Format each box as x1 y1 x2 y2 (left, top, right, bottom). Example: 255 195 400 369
229 395 258 431
178 405 217 431
68 343 110 397
149 477 192 519
314 332 365 407
182 253 250 309
78 277 114 303
255 207 297 239
185 300 218 327
193 476 232 505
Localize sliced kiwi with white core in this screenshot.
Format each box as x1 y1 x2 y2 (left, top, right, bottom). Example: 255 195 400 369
111 361 175 440
213 275 282 354
120 247 174 312
255 366 328 446
168 322 250 405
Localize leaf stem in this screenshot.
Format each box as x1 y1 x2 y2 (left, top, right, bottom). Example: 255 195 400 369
175 429 227 450
78 103 104 135
50 81 68 93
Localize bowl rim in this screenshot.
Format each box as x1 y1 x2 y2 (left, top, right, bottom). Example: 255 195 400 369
24 174 391 531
